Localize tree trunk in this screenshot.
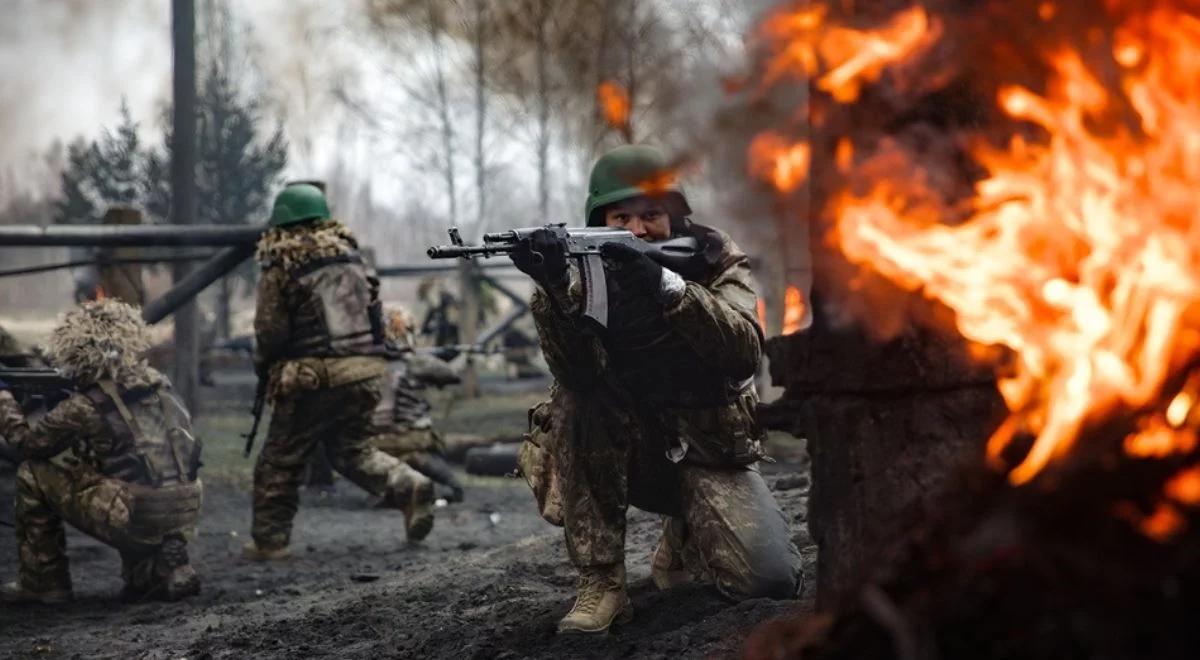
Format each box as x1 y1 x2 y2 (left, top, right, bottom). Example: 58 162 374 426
535 0 551 218
428 1 457 229
473 0 488 235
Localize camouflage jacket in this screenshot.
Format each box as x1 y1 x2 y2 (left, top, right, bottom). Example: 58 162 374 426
531 221 766 468
253 220 386 395
0 369 169 469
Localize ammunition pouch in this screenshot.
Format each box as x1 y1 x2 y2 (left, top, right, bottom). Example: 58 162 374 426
517 398 565 527
127 480 203 540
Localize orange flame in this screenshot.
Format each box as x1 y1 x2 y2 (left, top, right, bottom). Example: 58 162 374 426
94 285 107 301
782 285 807 335
749 133 812 193
636 169 679 197
757 5 941 103
826 7 1200 488
598 81 631 131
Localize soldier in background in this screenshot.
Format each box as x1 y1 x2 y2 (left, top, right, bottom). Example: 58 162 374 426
0 300 202 604
244 183 435 561
372 306 464 502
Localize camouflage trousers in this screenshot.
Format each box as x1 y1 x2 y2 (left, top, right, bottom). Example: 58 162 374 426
252 378 426 549
14 460 198 593
562 414 801 601
371 427 461 492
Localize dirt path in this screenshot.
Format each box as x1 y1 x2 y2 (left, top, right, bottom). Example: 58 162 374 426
0 443 814 659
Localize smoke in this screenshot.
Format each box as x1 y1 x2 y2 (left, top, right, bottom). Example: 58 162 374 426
0 0 169 200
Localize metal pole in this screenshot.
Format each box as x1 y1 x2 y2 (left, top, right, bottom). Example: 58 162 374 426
0 225 261 247
142 245 256 325
172 0 199 412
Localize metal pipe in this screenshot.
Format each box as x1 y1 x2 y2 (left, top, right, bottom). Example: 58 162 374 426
0 253 215 279
476 303 530 347
375 262 517 277
142 244 256 324
0 225 262 247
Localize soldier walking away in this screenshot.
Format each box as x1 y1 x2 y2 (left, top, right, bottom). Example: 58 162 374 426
244 183 435 561
372 306 465 502
0 300 203 604
514 145 802 634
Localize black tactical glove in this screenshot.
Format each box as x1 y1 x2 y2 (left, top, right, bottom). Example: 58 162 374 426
601 243 687 307
510 228 569 285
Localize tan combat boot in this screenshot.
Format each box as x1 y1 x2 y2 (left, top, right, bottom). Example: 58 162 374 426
400 478 435 542
160 535 201 601
557 564 633 635
1 581 73 606
242 540 292 562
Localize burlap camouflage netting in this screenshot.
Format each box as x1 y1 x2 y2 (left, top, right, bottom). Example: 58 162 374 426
47 299 154 387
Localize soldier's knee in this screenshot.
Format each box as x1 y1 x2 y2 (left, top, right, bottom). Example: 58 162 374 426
714 555 799 601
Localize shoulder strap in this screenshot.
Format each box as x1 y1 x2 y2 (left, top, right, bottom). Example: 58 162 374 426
289 252 364 280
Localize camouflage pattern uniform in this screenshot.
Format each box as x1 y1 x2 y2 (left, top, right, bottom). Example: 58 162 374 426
251 220 433 550
370 351 464 498
528 222 802 601
0 301 202 602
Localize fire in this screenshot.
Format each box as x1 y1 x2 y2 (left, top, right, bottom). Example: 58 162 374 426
744 0 1200 541
749 133 811 193
756 5 941 103
94 285 107 301
636 169 680 197
597 81 631 132
782 285 806 335
830 6 1200 486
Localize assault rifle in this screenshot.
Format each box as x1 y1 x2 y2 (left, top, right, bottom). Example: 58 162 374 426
0 367 74 412
427 225 699 329
243 377 267 458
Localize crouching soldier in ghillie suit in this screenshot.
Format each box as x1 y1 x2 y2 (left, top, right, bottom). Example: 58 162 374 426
244 183 435 561
515 146 802 634
372 307 465 502
0 300 202 604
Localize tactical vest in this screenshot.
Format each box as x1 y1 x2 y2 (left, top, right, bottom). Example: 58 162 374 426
374 360 433 430
83 380 201 487
285 252 385 358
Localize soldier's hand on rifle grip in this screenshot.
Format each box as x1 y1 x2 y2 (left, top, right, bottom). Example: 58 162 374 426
600 243 686 308
510 229 568 286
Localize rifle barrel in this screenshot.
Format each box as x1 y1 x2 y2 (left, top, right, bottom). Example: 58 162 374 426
426 244 515 259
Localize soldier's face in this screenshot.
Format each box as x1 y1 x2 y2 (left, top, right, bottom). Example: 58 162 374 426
604 198 671 242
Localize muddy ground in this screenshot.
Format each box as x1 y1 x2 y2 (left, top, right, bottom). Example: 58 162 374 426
0 376 816 659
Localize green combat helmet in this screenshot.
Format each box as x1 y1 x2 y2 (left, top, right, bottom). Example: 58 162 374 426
584 145 692 227
270 183 331 227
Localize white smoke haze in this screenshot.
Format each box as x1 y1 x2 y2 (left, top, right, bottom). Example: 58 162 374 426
0 1 805 327
0 0 169 199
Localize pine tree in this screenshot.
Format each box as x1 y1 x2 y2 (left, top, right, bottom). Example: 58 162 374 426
53 100 148 225
53 139 98 225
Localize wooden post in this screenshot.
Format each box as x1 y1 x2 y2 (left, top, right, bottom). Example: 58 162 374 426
171 0 200 413
98 206 147 305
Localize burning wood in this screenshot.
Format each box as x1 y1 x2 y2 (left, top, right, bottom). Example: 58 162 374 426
742 0 1200 657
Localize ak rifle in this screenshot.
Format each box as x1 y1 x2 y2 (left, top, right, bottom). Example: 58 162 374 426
427 225 699 329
